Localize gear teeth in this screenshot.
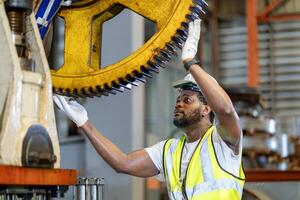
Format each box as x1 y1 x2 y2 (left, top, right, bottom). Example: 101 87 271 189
193 0 208 7
186 14 199 21
171 36 184 48
112 81 124 92
160 49 172 61
154 55 166 68
181 22 189 29
79 88 86 97
126 75 139 87
135 76 146 83
141 66 153 78
165 43 178 56
112 86 124 92
147 61 160 73
176 29 188 40
133 70 146 83
193 0 208 15
56 88 64 95
88 87 102 97
141 71 153 78
72 88 83 98
70 90 79 98
190 5 205 16
64 88 72 97
81 88 94 98
131 81 139 87
104 84 117 95
97 86 109 96
118 78 131 90
95 86 109 96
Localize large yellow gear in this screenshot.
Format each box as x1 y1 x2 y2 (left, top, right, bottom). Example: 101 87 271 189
51 0 207 97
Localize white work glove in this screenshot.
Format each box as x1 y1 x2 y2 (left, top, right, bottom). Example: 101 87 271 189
53 94 88 127
181 19 201 62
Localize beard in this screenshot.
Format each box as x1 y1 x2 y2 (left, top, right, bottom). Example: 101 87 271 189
173 109 201 128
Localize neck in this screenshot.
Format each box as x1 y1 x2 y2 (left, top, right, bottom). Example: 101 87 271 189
183 121 212 143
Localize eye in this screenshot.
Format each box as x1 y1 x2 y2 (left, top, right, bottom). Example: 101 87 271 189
183 97 192 104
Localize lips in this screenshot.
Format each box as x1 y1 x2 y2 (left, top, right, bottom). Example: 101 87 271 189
174 110 183 117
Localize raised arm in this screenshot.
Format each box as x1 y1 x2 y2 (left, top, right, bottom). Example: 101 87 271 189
53 95 159 177
182 20 241 152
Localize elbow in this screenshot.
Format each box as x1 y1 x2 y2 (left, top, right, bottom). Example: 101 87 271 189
215 103 235 116
114 168 125 174
216 104 240 121
112 159 131 174
110 164 123 173
223 106 234 116
112 165 128 174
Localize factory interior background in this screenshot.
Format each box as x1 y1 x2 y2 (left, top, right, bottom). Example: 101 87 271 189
1 0 300 199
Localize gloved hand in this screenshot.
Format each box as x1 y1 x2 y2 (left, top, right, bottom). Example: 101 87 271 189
53 94 88 127
181 19 201 62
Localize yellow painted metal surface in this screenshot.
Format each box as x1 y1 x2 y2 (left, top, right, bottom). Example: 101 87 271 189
51 0 200 96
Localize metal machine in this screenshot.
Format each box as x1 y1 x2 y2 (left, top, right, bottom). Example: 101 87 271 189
0 0 207 199
0 0 60 168
50 0 207 97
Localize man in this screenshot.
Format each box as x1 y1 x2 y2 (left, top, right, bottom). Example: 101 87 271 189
53 19 245 200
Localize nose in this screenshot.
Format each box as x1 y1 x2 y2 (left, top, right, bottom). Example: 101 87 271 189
175 99 183 109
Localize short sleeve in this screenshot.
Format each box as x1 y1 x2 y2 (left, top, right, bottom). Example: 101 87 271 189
145 140 166 181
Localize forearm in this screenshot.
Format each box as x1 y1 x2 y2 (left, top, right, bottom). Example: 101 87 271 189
189 64 235 115
80 121 128 173
53 95 158 175
80 121 158 177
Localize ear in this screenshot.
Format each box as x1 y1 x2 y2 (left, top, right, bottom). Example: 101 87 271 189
201 105 212 117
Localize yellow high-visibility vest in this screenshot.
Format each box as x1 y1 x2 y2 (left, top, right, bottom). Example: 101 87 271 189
163 126 245 200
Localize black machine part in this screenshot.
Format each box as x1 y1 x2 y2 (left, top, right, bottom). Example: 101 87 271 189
4 0 33 13
22 124 57 168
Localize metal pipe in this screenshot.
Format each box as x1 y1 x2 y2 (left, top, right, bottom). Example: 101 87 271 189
73 184 76 200
96 178 105 200
77 178 86 200
90 178 97 200
57 186 61 200
85 178 90 200
74 177 105 200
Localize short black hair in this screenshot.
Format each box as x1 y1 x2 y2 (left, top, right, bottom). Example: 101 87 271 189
196 93 215 123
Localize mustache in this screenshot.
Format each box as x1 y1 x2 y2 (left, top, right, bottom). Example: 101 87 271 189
174 109 184 114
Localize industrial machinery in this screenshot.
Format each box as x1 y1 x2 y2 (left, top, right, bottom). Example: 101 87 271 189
0 0 207 199
50 0 207 97
0 0 77 198
0 0 60 168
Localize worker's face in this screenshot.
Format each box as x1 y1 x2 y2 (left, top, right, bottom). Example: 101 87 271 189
173 90 206 128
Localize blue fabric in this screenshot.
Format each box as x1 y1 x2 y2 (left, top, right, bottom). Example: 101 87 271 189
35 0 63 39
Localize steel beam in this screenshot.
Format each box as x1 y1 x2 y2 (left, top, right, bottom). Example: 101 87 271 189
257 0 285 21
261 13 300 22
246 0 259 87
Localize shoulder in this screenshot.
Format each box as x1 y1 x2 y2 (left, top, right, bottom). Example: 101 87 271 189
146 136 181 152
212 127 242 160
145 140 166 155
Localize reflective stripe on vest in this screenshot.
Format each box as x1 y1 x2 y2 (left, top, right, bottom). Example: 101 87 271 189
163 126 245 200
